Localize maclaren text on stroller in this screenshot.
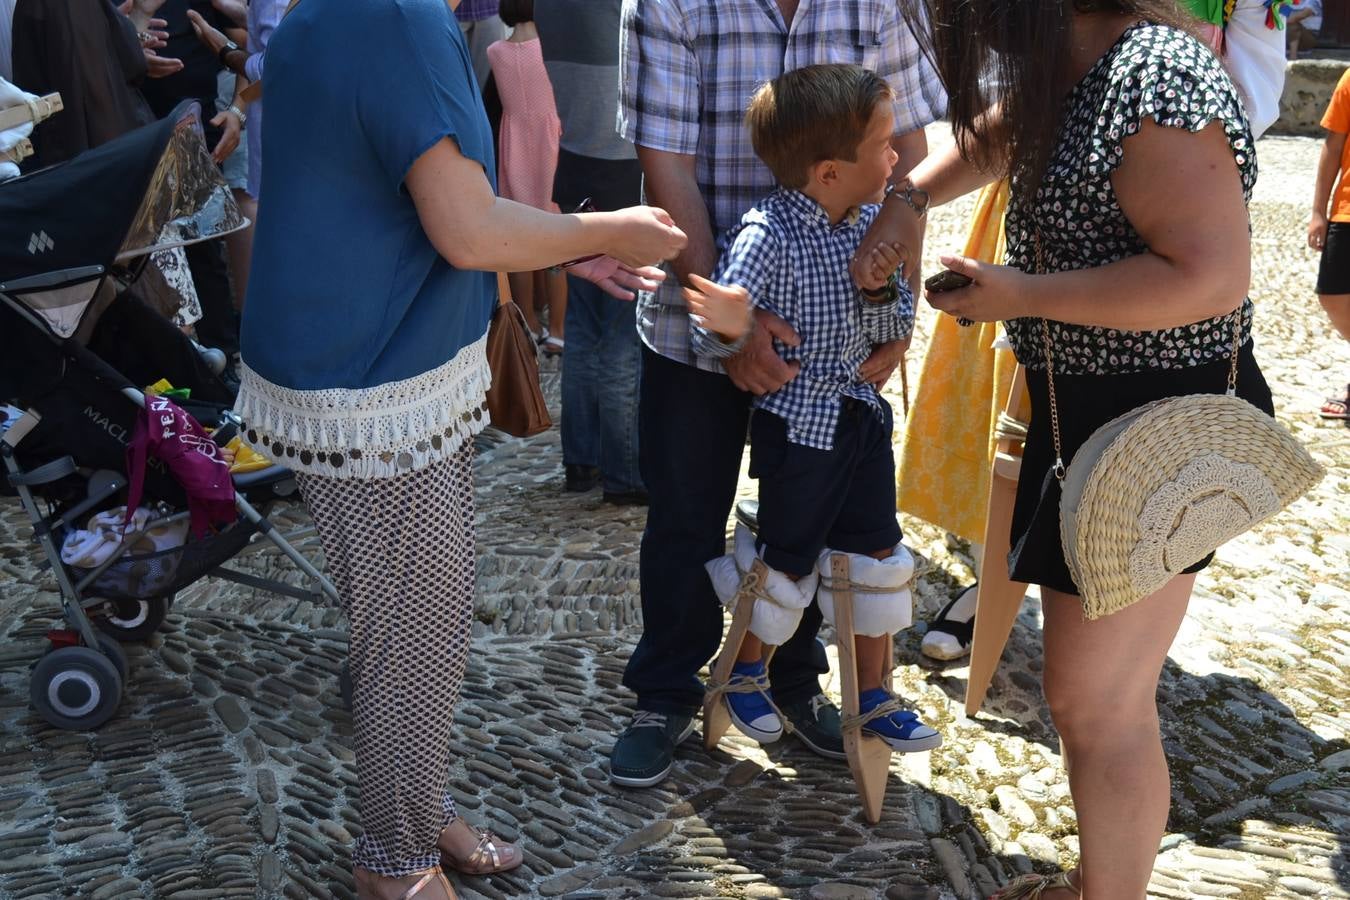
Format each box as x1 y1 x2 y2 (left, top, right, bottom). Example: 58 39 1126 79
0 103 338 730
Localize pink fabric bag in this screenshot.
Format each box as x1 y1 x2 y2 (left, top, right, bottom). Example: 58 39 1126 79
126 395 237 537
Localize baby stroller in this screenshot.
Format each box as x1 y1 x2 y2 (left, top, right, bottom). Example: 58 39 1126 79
0 103 338 730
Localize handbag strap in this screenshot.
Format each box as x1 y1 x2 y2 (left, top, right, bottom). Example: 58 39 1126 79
1032 231 1243 482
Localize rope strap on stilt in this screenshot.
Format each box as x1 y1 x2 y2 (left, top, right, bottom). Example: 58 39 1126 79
705 653 796 736
994 413 1029 442
840 693 905 734
816 577 903 595
706 562 794 734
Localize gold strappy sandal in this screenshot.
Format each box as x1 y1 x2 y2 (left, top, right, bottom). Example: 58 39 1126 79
440 822 523 876
990 871 1080 899
355 865 457 900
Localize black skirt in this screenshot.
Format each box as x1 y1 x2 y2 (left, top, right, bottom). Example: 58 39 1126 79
1007 343 1274 596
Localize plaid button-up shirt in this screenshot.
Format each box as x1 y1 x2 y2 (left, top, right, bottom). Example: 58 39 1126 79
692 190 913 450
618 0 945 371
454 0 499 22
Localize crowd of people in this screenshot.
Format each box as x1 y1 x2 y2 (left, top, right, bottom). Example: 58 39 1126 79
0 0 1346 899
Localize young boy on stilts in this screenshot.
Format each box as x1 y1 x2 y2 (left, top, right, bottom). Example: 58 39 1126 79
686 64 941 821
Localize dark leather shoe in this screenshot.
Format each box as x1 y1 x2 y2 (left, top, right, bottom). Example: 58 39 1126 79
609 711 695 787
565 464 601 492
603 489 649 506
779 693 845 760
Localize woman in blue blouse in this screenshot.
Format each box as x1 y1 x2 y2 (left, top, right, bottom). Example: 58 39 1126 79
232 0 685 895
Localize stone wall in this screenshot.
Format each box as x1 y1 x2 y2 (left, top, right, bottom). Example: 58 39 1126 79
1273 58 1350 136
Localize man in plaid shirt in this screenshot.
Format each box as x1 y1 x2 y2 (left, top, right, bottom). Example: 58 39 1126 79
611 0 945 788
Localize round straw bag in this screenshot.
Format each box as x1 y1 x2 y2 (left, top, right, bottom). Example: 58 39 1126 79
1033 241 1324 619
1055 387 1324 618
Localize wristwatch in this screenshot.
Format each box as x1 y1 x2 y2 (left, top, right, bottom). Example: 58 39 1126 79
217 39 240 66
861 271 900 304
885 180 930 218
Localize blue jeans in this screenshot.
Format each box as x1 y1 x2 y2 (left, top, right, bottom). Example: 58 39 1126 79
560 276 643 493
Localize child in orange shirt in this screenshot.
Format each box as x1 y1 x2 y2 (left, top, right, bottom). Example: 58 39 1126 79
1309 67 1350 420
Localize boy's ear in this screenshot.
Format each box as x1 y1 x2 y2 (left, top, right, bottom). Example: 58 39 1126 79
810 159 838 189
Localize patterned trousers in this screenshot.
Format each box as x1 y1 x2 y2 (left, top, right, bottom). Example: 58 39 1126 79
296 446 476 876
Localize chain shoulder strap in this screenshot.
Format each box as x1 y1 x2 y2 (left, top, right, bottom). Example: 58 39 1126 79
1032 231 1244 482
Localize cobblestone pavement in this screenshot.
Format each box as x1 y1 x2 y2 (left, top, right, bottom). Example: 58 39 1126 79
0 129 1347 900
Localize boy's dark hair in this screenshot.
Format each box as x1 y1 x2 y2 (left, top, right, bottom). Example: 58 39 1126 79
497 0 533 27
745 64 895 190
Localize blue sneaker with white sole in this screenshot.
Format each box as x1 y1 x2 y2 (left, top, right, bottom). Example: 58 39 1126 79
725 660 783 743
859 687 942 752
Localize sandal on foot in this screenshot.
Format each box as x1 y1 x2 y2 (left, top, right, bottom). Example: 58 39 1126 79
921 584 977 661
1320 388 1349 420
440 822 523 876
989 871 1080 899
354 866 457 900
541 336 565 358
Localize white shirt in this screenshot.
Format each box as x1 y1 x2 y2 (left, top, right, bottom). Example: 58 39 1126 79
1302 0 1324 32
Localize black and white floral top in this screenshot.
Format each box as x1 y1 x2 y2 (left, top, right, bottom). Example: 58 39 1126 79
1003 22 1257 375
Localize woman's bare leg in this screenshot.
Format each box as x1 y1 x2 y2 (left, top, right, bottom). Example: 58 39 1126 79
1041 574 1195 899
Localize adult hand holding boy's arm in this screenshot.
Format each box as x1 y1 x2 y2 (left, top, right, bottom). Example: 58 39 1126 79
724 314 801 395
858 339 909 388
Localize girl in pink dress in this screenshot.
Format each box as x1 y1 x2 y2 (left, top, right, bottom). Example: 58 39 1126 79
489 0 568 355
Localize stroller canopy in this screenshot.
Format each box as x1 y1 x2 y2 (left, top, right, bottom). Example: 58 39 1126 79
0 102 245 339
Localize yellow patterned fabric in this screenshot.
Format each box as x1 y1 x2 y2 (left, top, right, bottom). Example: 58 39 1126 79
897 181 1023 543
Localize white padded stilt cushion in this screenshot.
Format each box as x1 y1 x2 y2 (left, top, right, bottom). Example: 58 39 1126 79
816 544 914 638
705 524 818 646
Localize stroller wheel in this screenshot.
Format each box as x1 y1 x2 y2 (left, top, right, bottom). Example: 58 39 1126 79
95 596 169 642
92 633 130 683
31 646 124 730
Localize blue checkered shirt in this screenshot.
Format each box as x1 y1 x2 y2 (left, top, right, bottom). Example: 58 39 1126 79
691 190 913 450
618 0 946 372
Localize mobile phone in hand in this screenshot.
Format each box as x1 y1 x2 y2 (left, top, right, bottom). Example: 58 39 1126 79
924 269 973 293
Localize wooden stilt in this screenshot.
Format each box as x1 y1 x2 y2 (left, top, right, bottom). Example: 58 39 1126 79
0 93 63 133
702 570 761 752
965 367 1032 716
832 554 891 825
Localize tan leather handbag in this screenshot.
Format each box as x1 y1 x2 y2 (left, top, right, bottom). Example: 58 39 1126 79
485 273 552 438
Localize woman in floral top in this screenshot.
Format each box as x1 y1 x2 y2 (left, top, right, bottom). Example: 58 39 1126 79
860 2 1274 897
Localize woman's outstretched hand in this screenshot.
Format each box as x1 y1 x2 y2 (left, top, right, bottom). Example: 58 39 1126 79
924 253 1032 324
605 206 688 268
568 256 667 301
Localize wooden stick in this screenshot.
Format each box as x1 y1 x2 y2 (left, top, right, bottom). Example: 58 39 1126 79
965 365 1032 716
833 553 892 825
0 94 63 133
899 356 910 420
703 587 757 751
